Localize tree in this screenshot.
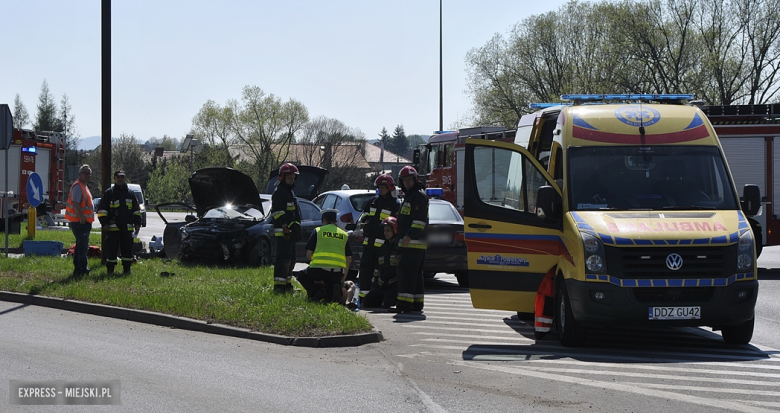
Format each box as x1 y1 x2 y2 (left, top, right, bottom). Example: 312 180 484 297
59 94 80 154
33 80 59 132
112 133 152 189
146 157 192 204
297 116 368 191
230 86 309 185
389 125 409 158
463 0 780 127
191 99 236 166
12 94 30 129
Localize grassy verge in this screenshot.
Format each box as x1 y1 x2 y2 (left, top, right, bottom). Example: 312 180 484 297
1 229 372 337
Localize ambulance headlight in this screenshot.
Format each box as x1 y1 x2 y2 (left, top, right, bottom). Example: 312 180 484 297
582 233 607 274
737 230 754 271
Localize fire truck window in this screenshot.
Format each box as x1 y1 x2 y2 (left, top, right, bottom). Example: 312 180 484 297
444 144 453 167
430 145 441 168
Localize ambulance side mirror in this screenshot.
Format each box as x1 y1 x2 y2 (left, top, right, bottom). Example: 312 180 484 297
741 184 761 216
535 185 562 221
412 149 420 166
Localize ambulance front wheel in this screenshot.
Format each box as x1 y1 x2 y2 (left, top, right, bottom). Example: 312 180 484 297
556 281 587 347
720 317 754 345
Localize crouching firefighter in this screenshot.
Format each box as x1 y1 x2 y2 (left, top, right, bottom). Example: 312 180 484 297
298 209 352 302
357 174 400 303
272 163 302 293
97 170 141 275
362 217 400 309
534 268 556 339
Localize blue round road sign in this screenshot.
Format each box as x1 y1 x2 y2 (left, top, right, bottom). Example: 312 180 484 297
26 172 43 208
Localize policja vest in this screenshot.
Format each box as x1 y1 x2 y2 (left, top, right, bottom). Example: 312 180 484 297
65 181 94 223
309 224 348 269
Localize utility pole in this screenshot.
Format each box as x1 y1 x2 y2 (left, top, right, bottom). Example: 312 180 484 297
439 0 443 132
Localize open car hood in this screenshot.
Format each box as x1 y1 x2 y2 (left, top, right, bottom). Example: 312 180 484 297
190 167 263 217
265 165 328 201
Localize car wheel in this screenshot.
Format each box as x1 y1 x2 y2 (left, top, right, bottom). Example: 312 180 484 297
720 317 754 345
248 239 272 267
454 271 469 288
556 280 587 347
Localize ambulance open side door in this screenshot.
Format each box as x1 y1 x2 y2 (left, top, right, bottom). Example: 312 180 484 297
463 139 563 313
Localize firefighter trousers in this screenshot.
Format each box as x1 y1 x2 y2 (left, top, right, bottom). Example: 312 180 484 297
395 249 425 311
357 244 379 300
105 231 134 274
274 237 296 293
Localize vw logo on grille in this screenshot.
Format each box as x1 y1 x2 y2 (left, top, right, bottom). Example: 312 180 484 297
666 253 683 270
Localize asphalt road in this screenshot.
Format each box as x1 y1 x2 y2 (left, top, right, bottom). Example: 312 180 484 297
13 212 768 410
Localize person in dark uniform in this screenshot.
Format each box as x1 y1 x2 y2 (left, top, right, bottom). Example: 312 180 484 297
297 209 352 303
389 166 428 313
271 163 301 293
362 217 400 309
96 170 141 275
357 174 401 304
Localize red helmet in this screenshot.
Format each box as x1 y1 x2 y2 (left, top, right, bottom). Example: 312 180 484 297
382 216 398 235
398 165 418 179
278 163 299 180
374 174 395 192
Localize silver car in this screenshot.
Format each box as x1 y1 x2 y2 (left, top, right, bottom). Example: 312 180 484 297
312 189 377 231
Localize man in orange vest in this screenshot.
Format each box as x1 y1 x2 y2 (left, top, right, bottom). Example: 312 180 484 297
65 164 95 276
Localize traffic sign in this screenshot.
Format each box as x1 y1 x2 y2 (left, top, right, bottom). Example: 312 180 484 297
26 172 43 208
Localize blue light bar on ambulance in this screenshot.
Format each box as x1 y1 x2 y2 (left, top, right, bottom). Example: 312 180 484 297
22 146 36 153
434 130 455 134
529 103 572 110
560 94 695 101
426 188 443 198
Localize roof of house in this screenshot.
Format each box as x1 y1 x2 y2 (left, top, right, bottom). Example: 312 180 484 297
363 142 410 164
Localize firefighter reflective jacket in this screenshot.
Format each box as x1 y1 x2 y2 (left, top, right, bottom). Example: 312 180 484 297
362 194 400 246
97 184 141 232
397 183 428 249
271 182 302 240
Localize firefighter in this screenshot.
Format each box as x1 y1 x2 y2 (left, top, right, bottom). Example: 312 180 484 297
298 209 352 302
389 166 428 313
271 163 302 293
362 216 400 309
534 268 556 339
97 170 141 275
65 164 95 276
357 174 401 304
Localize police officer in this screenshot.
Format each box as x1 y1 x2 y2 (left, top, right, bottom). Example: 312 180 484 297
357 174 400 304
97 170 141 275
271 163 302 293
389 166 428 313
298 209 353 302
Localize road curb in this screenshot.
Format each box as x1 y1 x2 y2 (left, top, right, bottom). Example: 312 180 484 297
0 291 383 347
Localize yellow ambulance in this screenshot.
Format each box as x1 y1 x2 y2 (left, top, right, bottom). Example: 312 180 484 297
463 94 761 346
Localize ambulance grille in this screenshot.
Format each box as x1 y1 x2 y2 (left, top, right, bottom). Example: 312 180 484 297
632 287 715 303
604 245 736 279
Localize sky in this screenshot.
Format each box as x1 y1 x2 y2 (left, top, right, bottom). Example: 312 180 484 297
1 0 570 149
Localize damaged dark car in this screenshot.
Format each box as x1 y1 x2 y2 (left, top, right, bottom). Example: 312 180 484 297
156 166 327 266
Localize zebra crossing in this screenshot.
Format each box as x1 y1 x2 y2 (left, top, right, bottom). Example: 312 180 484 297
368 273 780 412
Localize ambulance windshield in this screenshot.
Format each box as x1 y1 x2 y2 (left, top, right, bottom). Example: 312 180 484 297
568 146 739 211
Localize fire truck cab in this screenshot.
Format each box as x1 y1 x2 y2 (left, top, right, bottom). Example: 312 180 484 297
462 94 761 346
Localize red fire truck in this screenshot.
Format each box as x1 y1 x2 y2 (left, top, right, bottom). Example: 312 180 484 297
414 102 780 254
0 128 67 219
